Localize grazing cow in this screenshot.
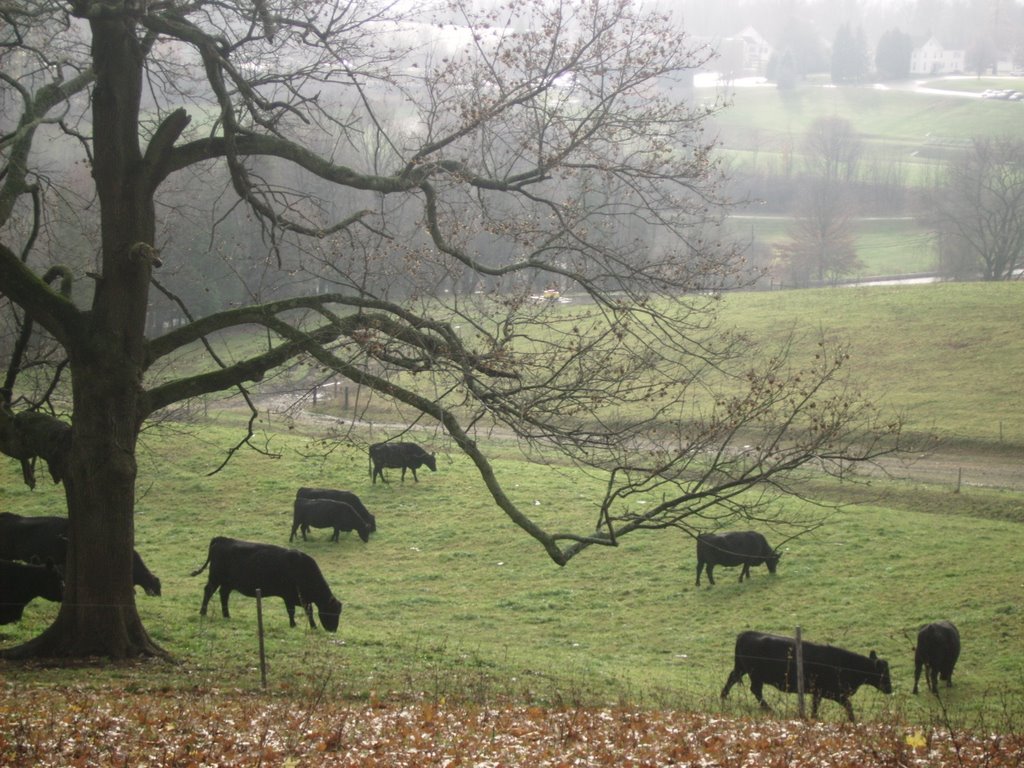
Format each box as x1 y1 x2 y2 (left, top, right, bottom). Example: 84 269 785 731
290 497 372 543
913 620 961 694
369 441 436 484
721 630 892 722
190 536 343 631
0 512 161 596
0 558 63 624
0 512 67 563
696 530 780 586
295 487 376 532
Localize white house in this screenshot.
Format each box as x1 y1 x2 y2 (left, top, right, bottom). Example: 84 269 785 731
704 26 773 78
735 26 773 76
910 37 965 75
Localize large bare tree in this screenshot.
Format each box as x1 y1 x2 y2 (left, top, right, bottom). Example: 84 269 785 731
0 0 901 659
925 137 1024 281
779 116 864 286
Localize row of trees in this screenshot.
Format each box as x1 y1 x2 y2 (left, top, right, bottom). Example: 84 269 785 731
727 113 1024 286
693 0 1024 85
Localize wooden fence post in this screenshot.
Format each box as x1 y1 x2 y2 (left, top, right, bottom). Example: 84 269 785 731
795 626 806 719
256 589 267 689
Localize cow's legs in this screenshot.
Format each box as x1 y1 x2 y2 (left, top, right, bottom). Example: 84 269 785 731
331 528 340 543
913 661 923 694
289 521 300 542
695 560 705 587
749 678 770 710
410 467 418 482
840 697 855 722
928 667 939 694
720 666 745 699
739 563 750 582
304 602 316 629
199 581 218 617
284 601 297 627
219 587 232 618
706 564 716 586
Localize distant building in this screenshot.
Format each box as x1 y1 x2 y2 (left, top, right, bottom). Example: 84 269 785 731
910 37 965 75
703 26 773 77
736 26 773 75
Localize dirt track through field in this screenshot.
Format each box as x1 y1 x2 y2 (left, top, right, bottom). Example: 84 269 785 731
242 390 1024 494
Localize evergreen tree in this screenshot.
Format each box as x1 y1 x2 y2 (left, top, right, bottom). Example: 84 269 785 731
831 23 867 83
875 29 913 80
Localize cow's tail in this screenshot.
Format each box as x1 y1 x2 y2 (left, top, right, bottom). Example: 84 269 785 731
189 554 211 577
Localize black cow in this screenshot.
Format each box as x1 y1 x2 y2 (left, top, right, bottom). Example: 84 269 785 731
696 530 780 586
0 558 63 624
295 487 376 533
721 630 892 722
369 441 436 484
913 620 961 694
290 497 372 543
191 536 343 631
0 512 67 563
0 512 161 596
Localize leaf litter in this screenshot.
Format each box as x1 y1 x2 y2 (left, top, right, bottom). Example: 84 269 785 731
1 685 1020 767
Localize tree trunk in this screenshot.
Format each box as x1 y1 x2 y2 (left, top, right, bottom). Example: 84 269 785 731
3 11 166 660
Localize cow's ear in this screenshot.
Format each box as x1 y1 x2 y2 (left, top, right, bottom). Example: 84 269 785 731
870 651 878 660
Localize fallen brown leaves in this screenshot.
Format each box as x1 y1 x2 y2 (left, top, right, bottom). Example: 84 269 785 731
1 685 1021 767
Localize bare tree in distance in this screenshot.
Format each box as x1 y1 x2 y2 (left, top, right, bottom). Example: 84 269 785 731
0 0 902 660
924 137 1024 282
803 116 862 185
778 117 864 285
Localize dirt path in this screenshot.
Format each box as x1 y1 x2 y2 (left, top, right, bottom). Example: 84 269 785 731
880 448 1024 492
243 390 1023 495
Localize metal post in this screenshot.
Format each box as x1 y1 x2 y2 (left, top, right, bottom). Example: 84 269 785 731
256 589 267 689
795 626 806 719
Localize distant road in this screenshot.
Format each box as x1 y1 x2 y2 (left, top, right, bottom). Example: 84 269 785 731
240 392 1024 493
727 214 915 221
698 72 1005 99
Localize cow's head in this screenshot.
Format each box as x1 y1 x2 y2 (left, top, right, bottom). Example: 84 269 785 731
357 526 370 543
766 550 781 574
424 453 437 472
141 575 162 597
318 596 343 632
870 651 893 694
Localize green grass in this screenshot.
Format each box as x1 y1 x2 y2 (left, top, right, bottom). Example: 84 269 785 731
2 283 1023 728
730 217 936 276
707 81 1024 147
187 282 1024 449
920 76 1024 94
715 282 1024 446
2 424 1022 727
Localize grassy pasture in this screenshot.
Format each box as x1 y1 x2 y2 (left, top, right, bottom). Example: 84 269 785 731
2 283 1023 729
715 282 1024 448
706 80 1024 149
2 424 1022 728
344 282 1023 449
728 216 936 277
701 78 1024 281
